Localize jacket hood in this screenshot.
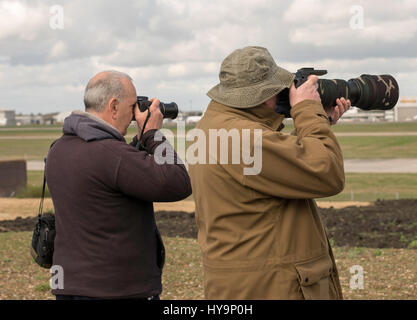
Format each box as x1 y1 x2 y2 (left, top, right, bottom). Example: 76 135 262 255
63 110 126 142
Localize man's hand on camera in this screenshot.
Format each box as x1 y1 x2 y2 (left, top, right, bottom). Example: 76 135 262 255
135 98 163 134
325 97 351 125
289 75 321 107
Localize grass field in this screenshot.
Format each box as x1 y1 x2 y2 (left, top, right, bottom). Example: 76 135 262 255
0 139 56 161
2 135 417 161
338 136 417 159
281 121 417 133
1 123 417 160
19 171 417 201
323 173 417 201
0 231 415 300
1 123 416 300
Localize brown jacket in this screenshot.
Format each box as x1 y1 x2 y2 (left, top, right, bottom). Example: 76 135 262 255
188 99 345 299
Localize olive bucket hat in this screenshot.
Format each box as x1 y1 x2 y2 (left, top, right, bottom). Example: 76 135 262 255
207 46 295 108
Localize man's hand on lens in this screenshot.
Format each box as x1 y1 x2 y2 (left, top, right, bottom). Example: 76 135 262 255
289 75 321 107
135 98 163 134
325 97 351 125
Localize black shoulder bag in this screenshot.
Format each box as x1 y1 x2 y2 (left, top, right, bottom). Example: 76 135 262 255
30 147 56 269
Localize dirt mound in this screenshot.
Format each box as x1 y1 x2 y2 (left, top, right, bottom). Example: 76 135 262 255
0 216 39 233
1 199 416 249
320 199 417 248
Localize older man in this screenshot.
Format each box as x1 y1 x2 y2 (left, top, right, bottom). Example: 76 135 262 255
46 70 191 300
188 46 351 300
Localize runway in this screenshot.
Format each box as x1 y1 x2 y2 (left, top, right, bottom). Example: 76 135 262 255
27 158 417 173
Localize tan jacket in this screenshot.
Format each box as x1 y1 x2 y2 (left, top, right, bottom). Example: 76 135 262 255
188 99 345 300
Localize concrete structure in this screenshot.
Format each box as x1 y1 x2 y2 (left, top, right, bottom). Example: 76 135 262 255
0 109 16 126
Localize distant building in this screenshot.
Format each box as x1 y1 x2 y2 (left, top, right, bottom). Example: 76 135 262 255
0 109 16 126
185 116 202 124
395 98 417 122
15 113 43 125
338 107 391 122
15 111 73 125
43 112 59 125
54 111 72 123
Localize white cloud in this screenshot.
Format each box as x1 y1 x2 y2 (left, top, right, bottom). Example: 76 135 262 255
0 1 46 40
0 0 416 113
362 19 417 43
49 41 67 58
285 0 417 46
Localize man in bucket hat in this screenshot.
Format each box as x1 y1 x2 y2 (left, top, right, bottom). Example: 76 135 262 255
188 46 350 299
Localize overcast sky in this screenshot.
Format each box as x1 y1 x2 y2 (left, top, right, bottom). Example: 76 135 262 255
1 0 416 114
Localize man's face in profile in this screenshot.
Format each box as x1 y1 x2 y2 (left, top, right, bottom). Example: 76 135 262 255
116 79 137 136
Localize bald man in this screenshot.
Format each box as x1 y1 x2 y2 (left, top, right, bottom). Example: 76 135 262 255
46 70 191 300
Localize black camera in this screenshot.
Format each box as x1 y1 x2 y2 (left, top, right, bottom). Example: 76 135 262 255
132 96 178 121
275 68 399 117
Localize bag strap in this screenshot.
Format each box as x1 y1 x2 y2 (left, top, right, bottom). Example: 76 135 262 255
38 139 59 218
37 163 47 218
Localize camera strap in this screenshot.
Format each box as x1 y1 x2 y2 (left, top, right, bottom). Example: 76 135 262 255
136 109 152 150
37 168 46 219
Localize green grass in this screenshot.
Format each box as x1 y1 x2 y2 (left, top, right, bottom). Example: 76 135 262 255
0 231 415 300
0 129 63 136
282 121 417 133
1 123 417 160
3 121 417 135
2 122 417 138
27 171 45 185
16 171 417 201
3 136 417 160
320 173 417 202
339 136 417 159
0 125 63 130
0 139 56 161
15 171 50 198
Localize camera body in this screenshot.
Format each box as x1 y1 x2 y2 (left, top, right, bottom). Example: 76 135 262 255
275 68 399 118
132 96 178 121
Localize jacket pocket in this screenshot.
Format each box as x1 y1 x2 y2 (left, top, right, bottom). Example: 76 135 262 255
294 254 335 300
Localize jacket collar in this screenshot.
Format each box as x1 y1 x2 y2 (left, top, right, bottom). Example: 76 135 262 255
206 100 285 131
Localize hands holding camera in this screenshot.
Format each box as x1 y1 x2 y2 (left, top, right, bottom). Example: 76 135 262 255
289 75 351 125
134 98 164 134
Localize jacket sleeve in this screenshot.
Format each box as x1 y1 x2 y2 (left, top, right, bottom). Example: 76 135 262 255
116 129 192 202
243 100 345 199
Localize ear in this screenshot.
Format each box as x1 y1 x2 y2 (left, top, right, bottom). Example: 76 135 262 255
109 98 118 119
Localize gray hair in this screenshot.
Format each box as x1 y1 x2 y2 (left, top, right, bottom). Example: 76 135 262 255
84 70 132 113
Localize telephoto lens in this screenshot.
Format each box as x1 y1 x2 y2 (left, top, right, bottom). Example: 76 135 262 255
318 75 399 111
132 96 179 121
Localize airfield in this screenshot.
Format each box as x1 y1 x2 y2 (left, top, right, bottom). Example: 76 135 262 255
0 122 416 299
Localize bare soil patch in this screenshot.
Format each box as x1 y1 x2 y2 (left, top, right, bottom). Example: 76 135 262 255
1 199 415 249
154 199 417 249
